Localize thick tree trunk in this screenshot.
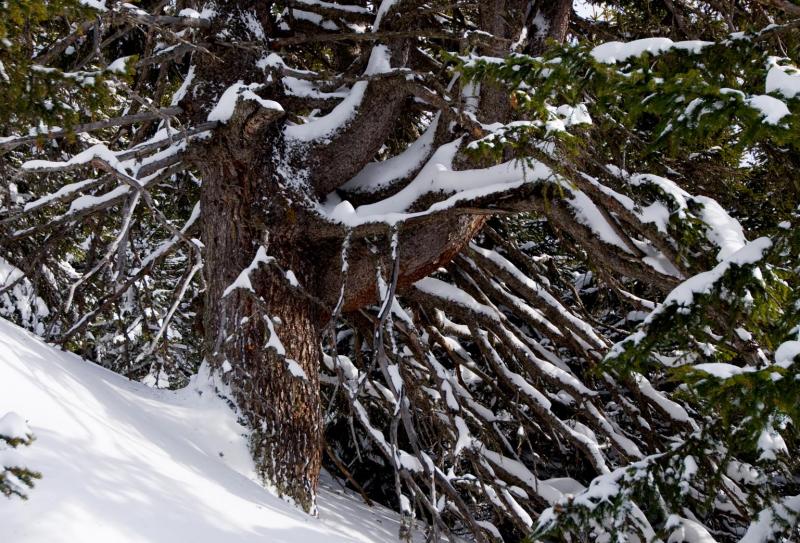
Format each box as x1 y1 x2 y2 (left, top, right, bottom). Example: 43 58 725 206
197 117 322 512
184 0 574 514
526 0 573 55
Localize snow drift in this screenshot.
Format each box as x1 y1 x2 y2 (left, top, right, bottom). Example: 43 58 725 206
0 317 414 542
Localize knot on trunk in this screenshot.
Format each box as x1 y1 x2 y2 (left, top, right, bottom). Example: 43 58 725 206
228 96 285 145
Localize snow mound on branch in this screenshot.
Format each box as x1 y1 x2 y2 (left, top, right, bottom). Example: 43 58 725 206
766 60 800 99
0 412 30 439
0 318 419 543
590 37 711 64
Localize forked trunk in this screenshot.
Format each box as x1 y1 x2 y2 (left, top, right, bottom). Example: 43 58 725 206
187 0 574 514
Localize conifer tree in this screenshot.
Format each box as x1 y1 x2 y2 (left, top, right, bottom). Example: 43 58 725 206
0 412 41 500
0 0 798 541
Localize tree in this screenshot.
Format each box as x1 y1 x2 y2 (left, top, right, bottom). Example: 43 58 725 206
0 412 41 500
1 0 799 541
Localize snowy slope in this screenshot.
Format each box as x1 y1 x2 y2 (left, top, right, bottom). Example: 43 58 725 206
0 318 412 543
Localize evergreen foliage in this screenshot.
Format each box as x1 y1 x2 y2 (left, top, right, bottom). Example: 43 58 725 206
0 412 41 500
454 4 800 540
0 0 799 541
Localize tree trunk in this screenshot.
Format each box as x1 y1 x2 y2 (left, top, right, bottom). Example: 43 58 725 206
198 117 322 512
185 0 575 514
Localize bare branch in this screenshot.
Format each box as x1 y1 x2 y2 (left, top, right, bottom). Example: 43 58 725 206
0 107 184 152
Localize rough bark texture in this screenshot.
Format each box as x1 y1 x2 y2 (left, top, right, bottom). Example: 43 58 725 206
196 100 323 511
185 0 576 513
526 0 573 55
328 214 488 312
10 2 797 539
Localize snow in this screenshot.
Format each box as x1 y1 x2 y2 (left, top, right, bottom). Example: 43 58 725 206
479 448 576 506
567 190 633 252
658 237 771 307
285 270 300 288
284 46 391 142
766 61 800 99
555 103 592 126
241 11 266 40
468 243 605 347
265 316 287 356
537 458 657 541
0 411 31 440
285 83 366 142
501 488 533 527
290 9 339 30
107 56 132 74
634 373 691 423
666 515 717 543
178 8 202 18
746 94 790 125
285 359 309 380
0 317 425 542
363 45 393 76
23 143 128 175
590 38 711 64
257 52 287 71
373 0 398 30
341 114 440 193
70 184 130 212
692 363 755 379
135 202 201 273
452 416 471 456
629 173 746 261
572 0 612 21
282 76 349 100
207 82 283 123
295 0 371 14
740 494 800 543
608 237 773 369
323 140 554 227
693 196 746 260
0 256 49 335
23 178 97 211
223 246 275 297
171 65 196 106
756 422 788 461
78 0 107 10
414 277 495 317
775 340 800 369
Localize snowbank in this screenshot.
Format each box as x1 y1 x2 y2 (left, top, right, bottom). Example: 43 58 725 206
0 318 415 543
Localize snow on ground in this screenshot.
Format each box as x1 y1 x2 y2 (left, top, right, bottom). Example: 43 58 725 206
0 317 417 543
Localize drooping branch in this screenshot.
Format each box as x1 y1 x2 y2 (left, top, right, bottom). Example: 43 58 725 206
0 107 185 151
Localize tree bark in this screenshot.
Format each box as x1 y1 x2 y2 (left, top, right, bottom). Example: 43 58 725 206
197 106 322 512
185 0 574 514
526 0 573 55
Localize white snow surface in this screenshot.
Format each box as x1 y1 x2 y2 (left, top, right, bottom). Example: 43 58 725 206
590 37 711 64
766 60 800 99
658 237 771 308
740 494 800 543
78 0 107 10
746 94 791 125
609 237 772 362
0 318 423 543
666 515 717 543
207 81 283 123
323 140 554 226
692 362 756 379
629 173 746 261
0 411 31 439
284 46 391 142
775 340 800 368
567 190 633 252
340 114 440 193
